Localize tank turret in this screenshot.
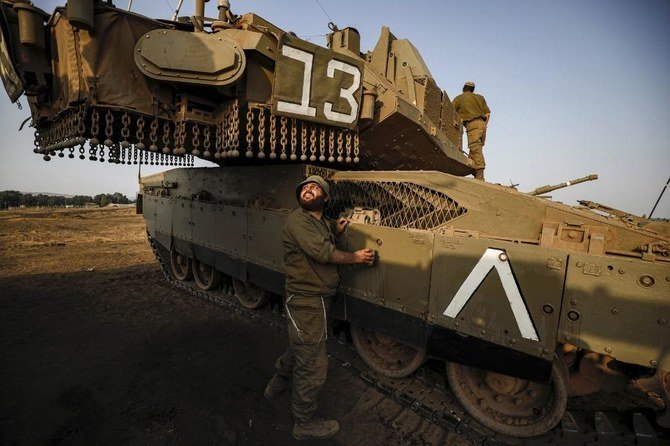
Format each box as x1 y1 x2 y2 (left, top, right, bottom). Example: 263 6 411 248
0 0 471 173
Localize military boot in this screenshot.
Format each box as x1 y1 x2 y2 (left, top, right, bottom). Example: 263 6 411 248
474 168 485 181
292 417 340 440
264 373 289 400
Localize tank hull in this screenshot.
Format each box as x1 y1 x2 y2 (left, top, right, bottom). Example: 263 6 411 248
140 165 670 383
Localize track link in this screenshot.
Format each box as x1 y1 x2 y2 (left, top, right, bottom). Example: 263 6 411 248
148 234 669 445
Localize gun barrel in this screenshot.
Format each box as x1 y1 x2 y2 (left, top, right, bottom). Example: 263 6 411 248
528 174 598 196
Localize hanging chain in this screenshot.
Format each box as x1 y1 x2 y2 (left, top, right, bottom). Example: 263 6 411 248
300 121 307 161
203 125 211 158
120 111 131 148
328 129 335 163
269 114 277 159
336 131 344 163
319 127 326 162
279 116 288 160
149 117 158 152
230 101 240 157
309 125 317 162
353 132 360 163
290 118 297 161
104 110 114 147
191 123 201 156
345 132 352 163
76 104 86 159
162 121 171 154
215 119 224 159
173 120 185 155
136 116 146 151
245 108 254 158
257 109 266 159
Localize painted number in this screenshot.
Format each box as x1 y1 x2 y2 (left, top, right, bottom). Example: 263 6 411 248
277 45 361 124
324 60 360 124
277 46 316 117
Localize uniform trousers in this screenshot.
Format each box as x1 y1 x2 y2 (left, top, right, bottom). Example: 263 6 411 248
274 293 330 421
464 118 487 169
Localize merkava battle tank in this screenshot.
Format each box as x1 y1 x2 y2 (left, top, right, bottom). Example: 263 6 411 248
2 0 669 441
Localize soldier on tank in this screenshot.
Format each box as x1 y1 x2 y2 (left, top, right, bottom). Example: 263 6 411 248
264 175 375 440
453 81 491 181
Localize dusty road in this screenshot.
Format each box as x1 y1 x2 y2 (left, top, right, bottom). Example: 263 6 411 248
0 207 462 445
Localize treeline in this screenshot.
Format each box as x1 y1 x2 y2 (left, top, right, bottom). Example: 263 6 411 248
0 190 133 209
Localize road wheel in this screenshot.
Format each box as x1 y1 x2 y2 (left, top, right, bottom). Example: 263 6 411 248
170 249 192 281
192 259 221 290
232 279 270 309
351 324 426 378
445 356 568 438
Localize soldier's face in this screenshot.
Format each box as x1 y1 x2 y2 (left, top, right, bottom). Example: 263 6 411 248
299 183 328 211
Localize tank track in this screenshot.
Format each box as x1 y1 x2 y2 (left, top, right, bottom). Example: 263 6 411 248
147 234 669 445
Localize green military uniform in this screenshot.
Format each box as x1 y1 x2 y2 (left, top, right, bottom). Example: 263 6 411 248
453 90 491 171
274 207 339 422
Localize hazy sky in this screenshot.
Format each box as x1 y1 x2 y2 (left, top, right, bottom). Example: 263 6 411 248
1 0 668 217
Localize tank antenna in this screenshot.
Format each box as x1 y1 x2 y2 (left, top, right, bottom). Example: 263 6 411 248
127 0 133 11
649 176 670 218
172 0 185 20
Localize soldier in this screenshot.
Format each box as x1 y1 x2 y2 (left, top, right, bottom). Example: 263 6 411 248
264 175 375 440
453 81 491 181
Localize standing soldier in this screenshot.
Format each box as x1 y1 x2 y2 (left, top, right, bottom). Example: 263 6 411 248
265 175 375 440
453 81 491 181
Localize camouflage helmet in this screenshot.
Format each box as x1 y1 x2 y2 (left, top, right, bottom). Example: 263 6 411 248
464 81 475 88
296 175 331 202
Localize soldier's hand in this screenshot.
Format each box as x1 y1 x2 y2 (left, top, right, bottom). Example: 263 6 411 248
354 248 375 265
335 217 349 235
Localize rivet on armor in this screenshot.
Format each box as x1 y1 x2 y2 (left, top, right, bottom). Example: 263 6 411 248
498 252 508 262
567 310 580 321
570 299 577 305
618 269 625 274
650 360 658 367
576 262 584 267
604 347 612 353
638 274 655 288
659 319 667 325
611 308 619 315
541 304 554 315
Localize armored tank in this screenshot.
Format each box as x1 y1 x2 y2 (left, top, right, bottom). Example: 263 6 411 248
1 0 669 440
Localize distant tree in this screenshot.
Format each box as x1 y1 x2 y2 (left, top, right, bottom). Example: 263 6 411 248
111 192 130 204
67 195 93 206
99 195 109 207
0 190 22 208
20 193 35 207
47 195 65 207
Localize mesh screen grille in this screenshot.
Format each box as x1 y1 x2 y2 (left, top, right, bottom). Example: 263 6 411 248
327 180 467 230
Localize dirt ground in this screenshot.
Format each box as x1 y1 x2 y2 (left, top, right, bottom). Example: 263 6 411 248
0 207 465 446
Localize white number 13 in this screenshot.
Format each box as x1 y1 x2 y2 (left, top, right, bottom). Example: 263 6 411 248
277 45 361 125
